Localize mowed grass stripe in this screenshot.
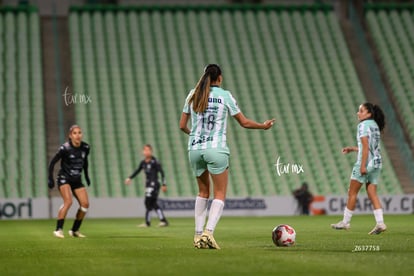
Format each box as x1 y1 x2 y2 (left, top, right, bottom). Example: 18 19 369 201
0 216 413 275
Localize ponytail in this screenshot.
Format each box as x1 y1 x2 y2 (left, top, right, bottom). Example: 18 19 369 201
189 72 211 113
363 103 385 131
372 105 385 131
188 64 222 113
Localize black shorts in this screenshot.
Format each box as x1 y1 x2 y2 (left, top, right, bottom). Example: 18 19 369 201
57 175 85 190
145 197 160 210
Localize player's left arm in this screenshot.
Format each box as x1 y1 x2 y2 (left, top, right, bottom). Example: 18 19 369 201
157 161 167 192
83 147 91 186
179 112 191 135
360 136 369 175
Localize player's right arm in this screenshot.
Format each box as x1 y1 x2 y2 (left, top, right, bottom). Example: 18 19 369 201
342 146 358 154
48 146 64 189
225 91 274 130
125 162 143 185
179 112 191 135
179 90 193 135
233 112 275 130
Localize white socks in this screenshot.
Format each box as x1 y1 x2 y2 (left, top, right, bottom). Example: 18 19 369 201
195 197 225 235
194 196 208 235
373 208 384 224
343 208 384 224
156 209 165 220
206 199 224 234
343 207 354 224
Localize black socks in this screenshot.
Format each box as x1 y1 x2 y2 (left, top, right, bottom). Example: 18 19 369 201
56 219 64 231
71 219 83 232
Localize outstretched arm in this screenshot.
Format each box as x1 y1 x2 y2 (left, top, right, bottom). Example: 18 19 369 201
129 166 142 179
233 112 275 130
179 112 191 135
342 146 358 154
125 164 142 185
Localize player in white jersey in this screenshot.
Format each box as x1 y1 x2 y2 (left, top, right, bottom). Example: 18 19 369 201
180 64 275 249
331 103 387 235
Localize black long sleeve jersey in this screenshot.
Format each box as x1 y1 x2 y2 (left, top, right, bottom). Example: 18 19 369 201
129 157 165 198
48 141 90 182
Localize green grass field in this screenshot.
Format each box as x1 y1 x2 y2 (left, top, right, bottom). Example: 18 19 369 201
0 215 413 275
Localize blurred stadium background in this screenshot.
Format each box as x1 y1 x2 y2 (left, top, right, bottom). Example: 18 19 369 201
0 0 413 215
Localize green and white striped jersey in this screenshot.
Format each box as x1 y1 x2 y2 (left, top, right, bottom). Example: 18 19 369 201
356 119 382 169
183 86 241 151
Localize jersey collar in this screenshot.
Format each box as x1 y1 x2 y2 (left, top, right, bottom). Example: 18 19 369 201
360 118 374 123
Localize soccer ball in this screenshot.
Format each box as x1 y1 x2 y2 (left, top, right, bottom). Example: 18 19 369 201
272 224 296 247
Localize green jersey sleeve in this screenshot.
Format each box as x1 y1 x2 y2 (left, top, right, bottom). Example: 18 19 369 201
225 91 241 116
183 90 194 114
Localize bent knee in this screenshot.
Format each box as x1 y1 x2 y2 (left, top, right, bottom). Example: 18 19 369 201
213 194 226 201
198 192 210 198
81 202 90 209
64 199 73 207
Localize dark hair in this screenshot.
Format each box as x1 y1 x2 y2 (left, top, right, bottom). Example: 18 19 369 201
143 144 152 150
188 64 222 113
363 103 385 131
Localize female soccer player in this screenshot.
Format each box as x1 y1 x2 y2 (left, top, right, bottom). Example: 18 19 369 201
331 103 387 235
125 144 169 227
179 64 275 249
48 125 91 238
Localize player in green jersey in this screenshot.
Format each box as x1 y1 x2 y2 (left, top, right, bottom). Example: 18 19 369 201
180 64 275 249
331 103 387 235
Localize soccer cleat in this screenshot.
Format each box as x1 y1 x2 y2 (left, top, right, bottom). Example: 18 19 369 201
158 221 168 227
330 221 351 230
53 229 65 239
368 223 387 235
68 230 86 238
137 223 149 228
201 231 221 250
193 235 208 249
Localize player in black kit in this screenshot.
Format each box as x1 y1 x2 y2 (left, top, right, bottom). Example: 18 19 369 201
125 144 169 227
48 125 91 238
